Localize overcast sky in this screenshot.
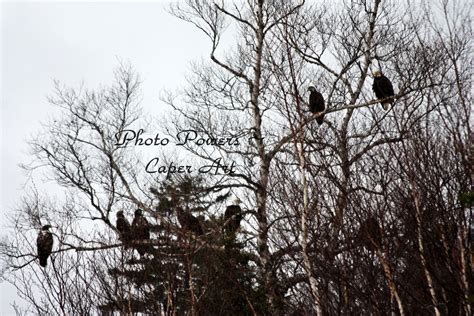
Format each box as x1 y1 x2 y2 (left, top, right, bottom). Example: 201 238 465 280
0 1 212 313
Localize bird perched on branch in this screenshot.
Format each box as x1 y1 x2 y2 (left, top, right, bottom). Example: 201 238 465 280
372 70 395 110
131 209 151 255
176 207 204 236
358 216 383 251
308 86 325 125
37 225 53 267
224 198 243 236
116 210 131 243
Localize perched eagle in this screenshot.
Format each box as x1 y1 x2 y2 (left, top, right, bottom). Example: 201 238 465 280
372 71 395 110
308 86 325 125
358 216 382 251
176 207 204 236
116 210 131 243
131 209 151 255
37 225 53 267
224 198 243 236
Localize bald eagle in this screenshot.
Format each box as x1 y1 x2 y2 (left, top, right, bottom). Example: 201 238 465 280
372 71 395 110
37 225 53 267
116 210 131 243
176 207 204 236
131 209 151 255
224 198 243 236
308 86 325 125
358 216 382 251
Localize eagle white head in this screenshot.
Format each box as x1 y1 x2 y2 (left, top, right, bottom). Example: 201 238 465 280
233 197 242 205
372 70 382 77
41 225 52 231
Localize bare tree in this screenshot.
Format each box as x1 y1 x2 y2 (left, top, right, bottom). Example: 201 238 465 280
1 0 472 315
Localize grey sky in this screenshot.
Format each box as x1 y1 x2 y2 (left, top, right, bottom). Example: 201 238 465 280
1 1 210 313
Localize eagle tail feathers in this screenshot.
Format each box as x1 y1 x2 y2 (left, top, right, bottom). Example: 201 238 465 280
316 113 325 125
39 257 47 267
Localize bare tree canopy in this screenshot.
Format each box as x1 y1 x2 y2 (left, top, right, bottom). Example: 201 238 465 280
1 0 472 315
